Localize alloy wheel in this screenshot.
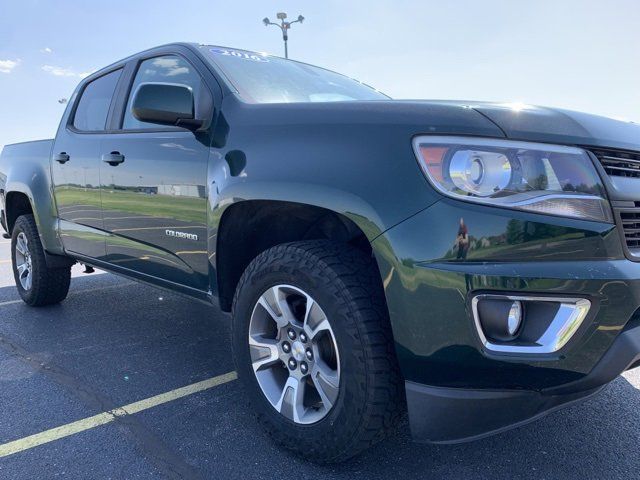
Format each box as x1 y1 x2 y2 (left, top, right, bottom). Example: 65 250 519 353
248 284 340 424
14 232 33 291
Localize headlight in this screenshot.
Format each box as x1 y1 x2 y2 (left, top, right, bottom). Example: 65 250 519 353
413 136 612 223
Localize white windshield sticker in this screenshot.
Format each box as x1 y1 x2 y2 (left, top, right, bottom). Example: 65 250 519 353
210 48 269 62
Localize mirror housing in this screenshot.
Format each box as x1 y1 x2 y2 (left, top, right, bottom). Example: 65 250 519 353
131 83 203 130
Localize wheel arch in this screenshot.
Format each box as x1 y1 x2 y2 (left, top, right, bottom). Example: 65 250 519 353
4 190 34 234
3 182 63 255
215 199 378 312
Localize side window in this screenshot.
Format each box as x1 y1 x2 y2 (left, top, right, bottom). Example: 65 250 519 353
123 55 202 130
72 69 122 131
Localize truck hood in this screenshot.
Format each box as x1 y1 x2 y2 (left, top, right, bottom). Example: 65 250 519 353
230 96 639 151
466 101 640 151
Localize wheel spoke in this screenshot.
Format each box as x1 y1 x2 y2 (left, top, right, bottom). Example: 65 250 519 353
24 271 32 291
303 295 330 337
311 362 340 410
17 263 28 277
305 318 332 340
275 376 306 423
257 287 289 329
15 238 26 256
249 335 280 372
273 286 299 326
302 295 316 328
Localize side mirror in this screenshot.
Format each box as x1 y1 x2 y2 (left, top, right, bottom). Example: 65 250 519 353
131 83 203 130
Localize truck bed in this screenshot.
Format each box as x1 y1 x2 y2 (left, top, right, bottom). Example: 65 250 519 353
0 139 54 235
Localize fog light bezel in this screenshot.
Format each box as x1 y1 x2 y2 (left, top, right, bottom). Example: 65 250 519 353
471 294 591 354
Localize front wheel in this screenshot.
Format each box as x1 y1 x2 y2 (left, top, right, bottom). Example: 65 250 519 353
11 214 71 306
232 240 404 463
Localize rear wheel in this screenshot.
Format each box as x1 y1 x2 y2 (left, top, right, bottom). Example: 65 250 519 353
11 214 71 306
232 240 404 463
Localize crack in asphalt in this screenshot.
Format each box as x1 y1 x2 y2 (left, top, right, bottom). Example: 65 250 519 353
0 333 205 480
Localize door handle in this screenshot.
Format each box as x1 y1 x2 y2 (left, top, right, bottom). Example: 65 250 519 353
53 152 70 164
102 152 125 166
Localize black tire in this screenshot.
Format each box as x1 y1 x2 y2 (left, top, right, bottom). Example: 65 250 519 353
232 240 404 463
11 214 71 306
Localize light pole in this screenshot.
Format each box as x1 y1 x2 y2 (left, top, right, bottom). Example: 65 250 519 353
263 12 304 59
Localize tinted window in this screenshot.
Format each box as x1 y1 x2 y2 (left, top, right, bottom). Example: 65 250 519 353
72 69 122 131
202 46 388 104
123 55 202 130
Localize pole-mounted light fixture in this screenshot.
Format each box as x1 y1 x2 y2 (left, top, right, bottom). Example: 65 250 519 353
262 12 305 59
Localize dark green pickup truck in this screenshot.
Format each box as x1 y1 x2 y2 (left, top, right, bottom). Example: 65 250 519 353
2 42 640 463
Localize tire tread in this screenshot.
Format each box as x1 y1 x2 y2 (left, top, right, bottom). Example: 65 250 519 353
12 214 71 306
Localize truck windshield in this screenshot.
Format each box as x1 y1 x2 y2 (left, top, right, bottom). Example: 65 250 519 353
202 46 389 104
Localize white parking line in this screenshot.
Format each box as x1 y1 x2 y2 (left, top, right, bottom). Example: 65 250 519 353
0 371 238 458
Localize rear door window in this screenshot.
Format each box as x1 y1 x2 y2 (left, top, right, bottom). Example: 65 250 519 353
72 69 122 131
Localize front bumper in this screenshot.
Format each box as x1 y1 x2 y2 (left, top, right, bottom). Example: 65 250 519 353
406 319 640 443
372 197 640 443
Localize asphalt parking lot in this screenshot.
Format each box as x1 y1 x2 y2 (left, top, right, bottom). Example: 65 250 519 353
0 239 640 479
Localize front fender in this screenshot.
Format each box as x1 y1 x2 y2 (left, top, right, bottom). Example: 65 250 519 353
212 177 386 240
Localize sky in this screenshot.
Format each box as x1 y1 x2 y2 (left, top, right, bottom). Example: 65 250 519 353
0 0 639 151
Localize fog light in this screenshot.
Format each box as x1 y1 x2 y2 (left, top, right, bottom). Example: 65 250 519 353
507 301 523 336
471 294 591 354
476 299 524 342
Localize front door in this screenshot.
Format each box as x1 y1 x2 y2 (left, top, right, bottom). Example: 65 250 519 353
100 55 210 290
52 68 123 259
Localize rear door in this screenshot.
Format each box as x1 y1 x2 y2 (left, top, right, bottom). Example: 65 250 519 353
52 68 123 259
99 54 211 290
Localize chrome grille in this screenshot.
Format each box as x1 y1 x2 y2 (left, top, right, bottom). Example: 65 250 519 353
592 149 640 178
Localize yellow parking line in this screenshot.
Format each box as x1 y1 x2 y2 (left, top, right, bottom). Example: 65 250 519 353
0 299 23 307
112 225 205 232
598 325 623 332
103 216 154 220
74 282 136 294
58 204 98 210
0 260 10 264
0 283 136 308
0 371 238 458
58 209 101 215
